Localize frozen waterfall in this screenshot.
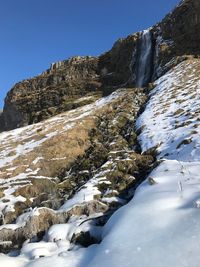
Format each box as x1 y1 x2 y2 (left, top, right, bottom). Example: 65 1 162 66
136 29 153 87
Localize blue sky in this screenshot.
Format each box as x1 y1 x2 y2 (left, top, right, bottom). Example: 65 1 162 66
0 0 179 108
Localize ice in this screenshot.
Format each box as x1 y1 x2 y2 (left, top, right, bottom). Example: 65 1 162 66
136 29 153 87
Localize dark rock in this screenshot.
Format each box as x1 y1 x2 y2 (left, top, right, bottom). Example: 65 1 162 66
71 231 100 247
148 177 158 185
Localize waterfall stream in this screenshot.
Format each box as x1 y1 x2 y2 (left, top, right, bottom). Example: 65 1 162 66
136 29 153 87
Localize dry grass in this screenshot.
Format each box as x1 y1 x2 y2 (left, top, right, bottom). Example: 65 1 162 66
0 89 140 220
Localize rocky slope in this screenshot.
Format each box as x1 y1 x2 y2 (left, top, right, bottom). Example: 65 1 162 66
1 0 200 131
0 89 155 253
1 53 200 267
0 0 200 266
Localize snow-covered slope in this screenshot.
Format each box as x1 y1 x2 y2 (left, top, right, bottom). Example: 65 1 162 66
0 90 126 226
2 59 200 267
137 59 200 161
0 87 153 265
81 59 200 267
78 59 200 267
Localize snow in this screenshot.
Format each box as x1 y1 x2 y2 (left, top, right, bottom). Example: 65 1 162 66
2 61 200 267
0 89 127 228
17 215 102 264
60 182 101 211
59 159 120 211
0 187 26 219
13 159 200 267
137 59 200 161
0 207 40 230
101 196 125 204
21 242 58 259
24 248 93 267
32 157 43 165
0 88 125 173
0 254 27 267
82 159 200 267
47 223 76 243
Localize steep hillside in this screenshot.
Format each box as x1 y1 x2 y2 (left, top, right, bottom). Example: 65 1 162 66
1 57 200 267
0 89 155 254
1 0 200 131
83 58 200 267
1 0 200 266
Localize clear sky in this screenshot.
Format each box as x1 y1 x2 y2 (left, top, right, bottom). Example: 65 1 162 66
0 0 180 108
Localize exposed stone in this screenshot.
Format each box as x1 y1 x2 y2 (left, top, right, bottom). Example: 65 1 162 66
1 56 101 131
0 200 108 252
71 231 100 247
148 177 158 185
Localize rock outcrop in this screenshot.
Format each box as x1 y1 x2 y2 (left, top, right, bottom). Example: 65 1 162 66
161 0 200 58
0 56 101 131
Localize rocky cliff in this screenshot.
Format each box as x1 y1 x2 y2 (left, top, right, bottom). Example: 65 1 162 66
1 0 200 131
154 0 200 75
0 56 100 130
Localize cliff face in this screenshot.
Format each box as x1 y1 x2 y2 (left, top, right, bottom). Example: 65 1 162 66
153 0 200 76
0 34 141 131
0 56 100 130
161 0 200 56
1 0 200 131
